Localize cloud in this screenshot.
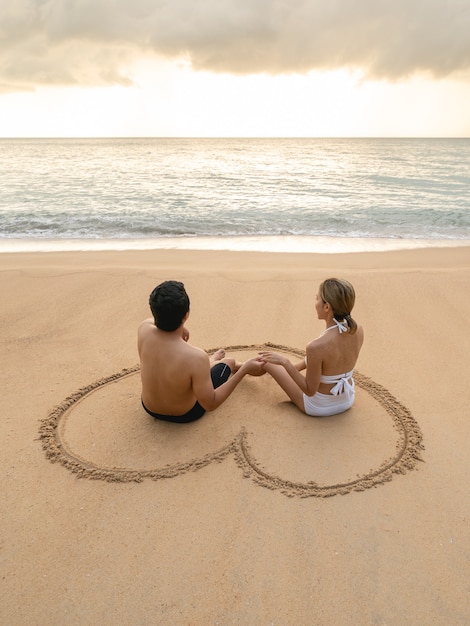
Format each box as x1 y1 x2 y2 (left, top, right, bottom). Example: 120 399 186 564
1 0 470 92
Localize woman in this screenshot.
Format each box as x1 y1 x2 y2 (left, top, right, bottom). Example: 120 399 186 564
259 278 364 417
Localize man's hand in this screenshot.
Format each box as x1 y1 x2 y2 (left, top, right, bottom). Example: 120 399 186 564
240 357 266 376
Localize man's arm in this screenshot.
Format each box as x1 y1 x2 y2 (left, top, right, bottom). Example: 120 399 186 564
192 355 263 412
137 318 155 355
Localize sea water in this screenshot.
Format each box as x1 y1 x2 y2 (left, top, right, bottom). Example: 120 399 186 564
1 137 469 253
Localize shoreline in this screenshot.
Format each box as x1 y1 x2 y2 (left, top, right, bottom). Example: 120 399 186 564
1 245 469 274
1 234 470 254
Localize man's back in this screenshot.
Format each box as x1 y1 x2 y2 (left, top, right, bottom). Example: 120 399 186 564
139 279 262 421
138 318 208 416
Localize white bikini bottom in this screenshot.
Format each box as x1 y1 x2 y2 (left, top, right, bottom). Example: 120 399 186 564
303 389 355 417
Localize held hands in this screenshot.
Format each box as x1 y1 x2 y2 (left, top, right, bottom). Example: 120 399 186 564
240 357 266 377
258 351 289 367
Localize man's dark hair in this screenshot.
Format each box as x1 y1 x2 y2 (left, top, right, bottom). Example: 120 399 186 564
149 280 190 332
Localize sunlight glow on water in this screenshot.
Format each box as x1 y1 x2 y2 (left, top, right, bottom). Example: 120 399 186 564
1 138 469 249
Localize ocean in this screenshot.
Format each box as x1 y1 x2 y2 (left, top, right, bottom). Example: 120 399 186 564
1 137 469 253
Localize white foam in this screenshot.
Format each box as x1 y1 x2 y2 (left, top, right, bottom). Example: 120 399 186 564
1 235 469 254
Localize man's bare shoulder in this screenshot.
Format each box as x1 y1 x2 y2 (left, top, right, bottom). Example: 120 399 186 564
183 342 210 363
138 318 156 344
138 318 155 331
137 320 209 363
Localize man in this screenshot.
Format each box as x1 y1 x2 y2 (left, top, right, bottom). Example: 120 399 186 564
138 280 262 423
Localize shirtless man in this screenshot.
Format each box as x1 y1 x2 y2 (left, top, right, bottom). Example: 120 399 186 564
138 280 262 423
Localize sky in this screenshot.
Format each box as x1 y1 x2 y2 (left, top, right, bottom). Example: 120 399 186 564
1 0 470 137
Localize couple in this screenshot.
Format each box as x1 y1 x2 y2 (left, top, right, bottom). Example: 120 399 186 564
138 279 364 423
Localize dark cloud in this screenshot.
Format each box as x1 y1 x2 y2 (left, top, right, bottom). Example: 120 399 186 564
1 0 469 91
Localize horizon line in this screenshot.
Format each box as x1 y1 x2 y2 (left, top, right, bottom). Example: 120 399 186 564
1 135 469 140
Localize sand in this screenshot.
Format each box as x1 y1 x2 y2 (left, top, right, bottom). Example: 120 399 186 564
1 246 469 625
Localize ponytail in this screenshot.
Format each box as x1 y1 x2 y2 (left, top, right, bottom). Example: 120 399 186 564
333 312 357 334
344 313 357 335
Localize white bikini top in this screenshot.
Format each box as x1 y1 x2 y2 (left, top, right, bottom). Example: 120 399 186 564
319 369 354 397
320 318 348 336
306 318 354 397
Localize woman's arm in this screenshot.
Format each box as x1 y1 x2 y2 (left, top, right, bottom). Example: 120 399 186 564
259 349 321 396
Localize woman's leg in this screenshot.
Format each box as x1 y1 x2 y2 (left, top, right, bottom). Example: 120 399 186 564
264 363 305 412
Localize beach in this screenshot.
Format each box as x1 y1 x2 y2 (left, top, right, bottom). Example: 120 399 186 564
1 245 469 625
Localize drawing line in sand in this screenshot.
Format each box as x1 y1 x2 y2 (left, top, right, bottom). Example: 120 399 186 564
39 343 424 498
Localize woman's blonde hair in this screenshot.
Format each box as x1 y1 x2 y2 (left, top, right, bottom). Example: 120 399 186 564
319 278 358 334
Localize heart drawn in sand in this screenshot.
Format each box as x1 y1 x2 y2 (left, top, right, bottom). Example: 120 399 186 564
39 344 424 498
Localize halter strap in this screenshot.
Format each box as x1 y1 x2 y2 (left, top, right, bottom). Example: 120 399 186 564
322 318 348 335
